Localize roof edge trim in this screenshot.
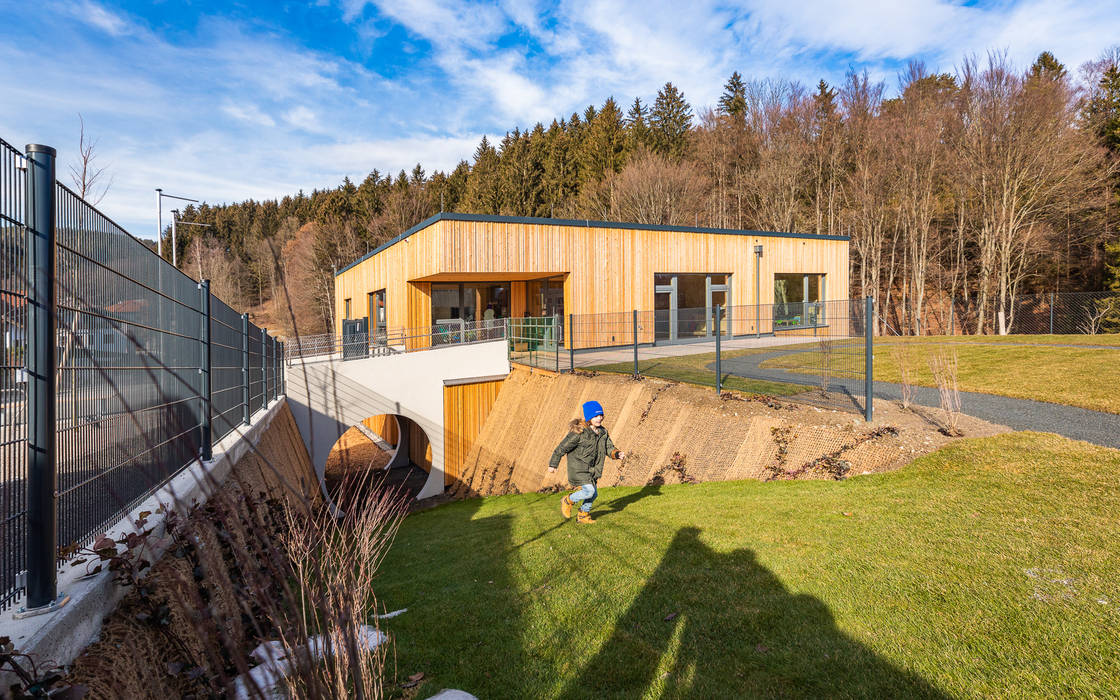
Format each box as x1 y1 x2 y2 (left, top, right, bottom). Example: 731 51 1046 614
334 212 850 276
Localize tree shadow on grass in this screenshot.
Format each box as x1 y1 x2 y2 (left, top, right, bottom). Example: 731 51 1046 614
558 526 950 699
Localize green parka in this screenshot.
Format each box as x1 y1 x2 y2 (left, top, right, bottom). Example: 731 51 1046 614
549 419 620 486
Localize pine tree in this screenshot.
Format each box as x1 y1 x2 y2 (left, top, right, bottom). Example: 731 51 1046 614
625 97 651 150
1029 51 1067 82
649 82 693 160
581 97 628 184
718 71 747 121
463 135 502 214
1085 62 1120 154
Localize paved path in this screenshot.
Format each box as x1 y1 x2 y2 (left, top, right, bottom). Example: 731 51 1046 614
715 348 1120 449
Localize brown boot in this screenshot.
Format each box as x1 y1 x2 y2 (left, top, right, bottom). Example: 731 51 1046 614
561 494 574 519
577 510 595 524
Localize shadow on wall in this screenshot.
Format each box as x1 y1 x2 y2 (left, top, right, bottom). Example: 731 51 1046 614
377 499 948 698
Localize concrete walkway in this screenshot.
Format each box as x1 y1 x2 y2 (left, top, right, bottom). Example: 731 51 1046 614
714 348 1120 449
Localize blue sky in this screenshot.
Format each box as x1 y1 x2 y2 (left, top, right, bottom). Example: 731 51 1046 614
1 0 1118 238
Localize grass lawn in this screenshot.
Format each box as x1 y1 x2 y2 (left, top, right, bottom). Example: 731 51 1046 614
374 433 1120 699
588 348 804 396
759 336 1120 414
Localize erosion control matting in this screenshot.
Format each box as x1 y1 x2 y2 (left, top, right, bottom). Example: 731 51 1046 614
452 367 1008 497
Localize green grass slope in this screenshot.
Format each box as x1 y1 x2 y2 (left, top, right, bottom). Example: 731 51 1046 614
375 433 1120 699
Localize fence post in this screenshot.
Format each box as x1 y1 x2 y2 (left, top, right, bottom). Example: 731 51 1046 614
715 304 722 395
199 280 212 461
23 144 62 612
568 313 574 372
553 313 560 373
279 341 285 396
262 328 270 403
864 296 874 422
1049 292 1054 335
632 309 638 378
260 327 267 406
241 314 250 426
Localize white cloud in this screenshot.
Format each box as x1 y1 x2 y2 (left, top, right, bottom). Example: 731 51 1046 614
5 0 1119 239
61 0 132 37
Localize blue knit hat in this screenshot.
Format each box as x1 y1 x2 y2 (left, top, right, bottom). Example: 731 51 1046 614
582 400 604 421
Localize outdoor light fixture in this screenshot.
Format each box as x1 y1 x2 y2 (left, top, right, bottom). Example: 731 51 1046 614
170 208 212 268
754 244 763 337
156 188 198 259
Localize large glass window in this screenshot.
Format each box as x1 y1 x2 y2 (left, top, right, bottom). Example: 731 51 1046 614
774 273 825 328
431 282 511 324
652 273 731 342
526 276 565 318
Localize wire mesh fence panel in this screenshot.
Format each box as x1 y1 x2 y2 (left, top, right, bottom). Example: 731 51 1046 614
879 291 1120 337
54 183 205 558
568 300 870 416
0 138 27 609
508 316 561 371
249 331 264 415
210 297 245 443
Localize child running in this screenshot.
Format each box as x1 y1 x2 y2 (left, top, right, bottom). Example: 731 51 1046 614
548 400 626 524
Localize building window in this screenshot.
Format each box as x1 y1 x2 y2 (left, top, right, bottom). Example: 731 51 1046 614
431 282 511 324
368 289 386 342
653 273 730 342
526 276 564 318
774 274 825 328
343 298 352 319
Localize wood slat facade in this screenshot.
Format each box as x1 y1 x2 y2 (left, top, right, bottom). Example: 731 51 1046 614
335 213 849 349
442 378 505 487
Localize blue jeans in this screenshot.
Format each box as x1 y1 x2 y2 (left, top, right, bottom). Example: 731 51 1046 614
570 482 597 512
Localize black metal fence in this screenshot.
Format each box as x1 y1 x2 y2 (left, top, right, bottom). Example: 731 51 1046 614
0 139 284 613
509 298 874 418
879 291 1120 336
1 138 27 612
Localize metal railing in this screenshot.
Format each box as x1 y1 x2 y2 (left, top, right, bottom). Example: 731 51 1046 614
510 299 874 418
288 318 507 364
0 138 285 613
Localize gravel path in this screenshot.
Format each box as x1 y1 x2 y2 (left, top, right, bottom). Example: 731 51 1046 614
714 349 1120 449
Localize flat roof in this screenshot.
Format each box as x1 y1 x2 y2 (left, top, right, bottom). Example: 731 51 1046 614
335 212 850 277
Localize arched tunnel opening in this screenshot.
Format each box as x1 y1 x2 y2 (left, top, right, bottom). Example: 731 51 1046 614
324 413 432 506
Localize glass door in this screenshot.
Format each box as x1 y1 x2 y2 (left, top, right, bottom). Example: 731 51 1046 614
654 274 676 342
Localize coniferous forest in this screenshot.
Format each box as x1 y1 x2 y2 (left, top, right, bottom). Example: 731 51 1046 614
169 50 1120 337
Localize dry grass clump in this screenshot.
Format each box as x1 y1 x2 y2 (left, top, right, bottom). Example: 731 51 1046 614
817 339 834 394
928 348 963 436
892 344 915 409
67 459 406 699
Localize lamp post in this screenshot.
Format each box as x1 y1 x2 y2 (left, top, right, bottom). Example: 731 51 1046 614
156 189 198 260
754 244 763 338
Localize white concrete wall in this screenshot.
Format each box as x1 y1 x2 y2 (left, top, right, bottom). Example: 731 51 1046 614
285 340 510 499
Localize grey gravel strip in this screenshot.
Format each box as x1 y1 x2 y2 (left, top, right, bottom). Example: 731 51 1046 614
714 349 1120 449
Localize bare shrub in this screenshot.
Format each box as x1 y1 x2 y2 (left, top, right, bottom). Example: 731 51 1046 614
1080 296 1120 335
892 343 915 409
67 463 407 698
927 347 963 436
817 338 834 394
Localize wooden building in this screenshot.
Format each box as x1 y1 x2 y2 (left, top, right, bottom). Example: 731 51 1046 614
334 213 849 349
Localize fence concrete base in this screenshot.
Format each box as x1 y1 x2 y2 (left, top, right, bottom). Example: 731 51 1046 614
0 397 291 683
